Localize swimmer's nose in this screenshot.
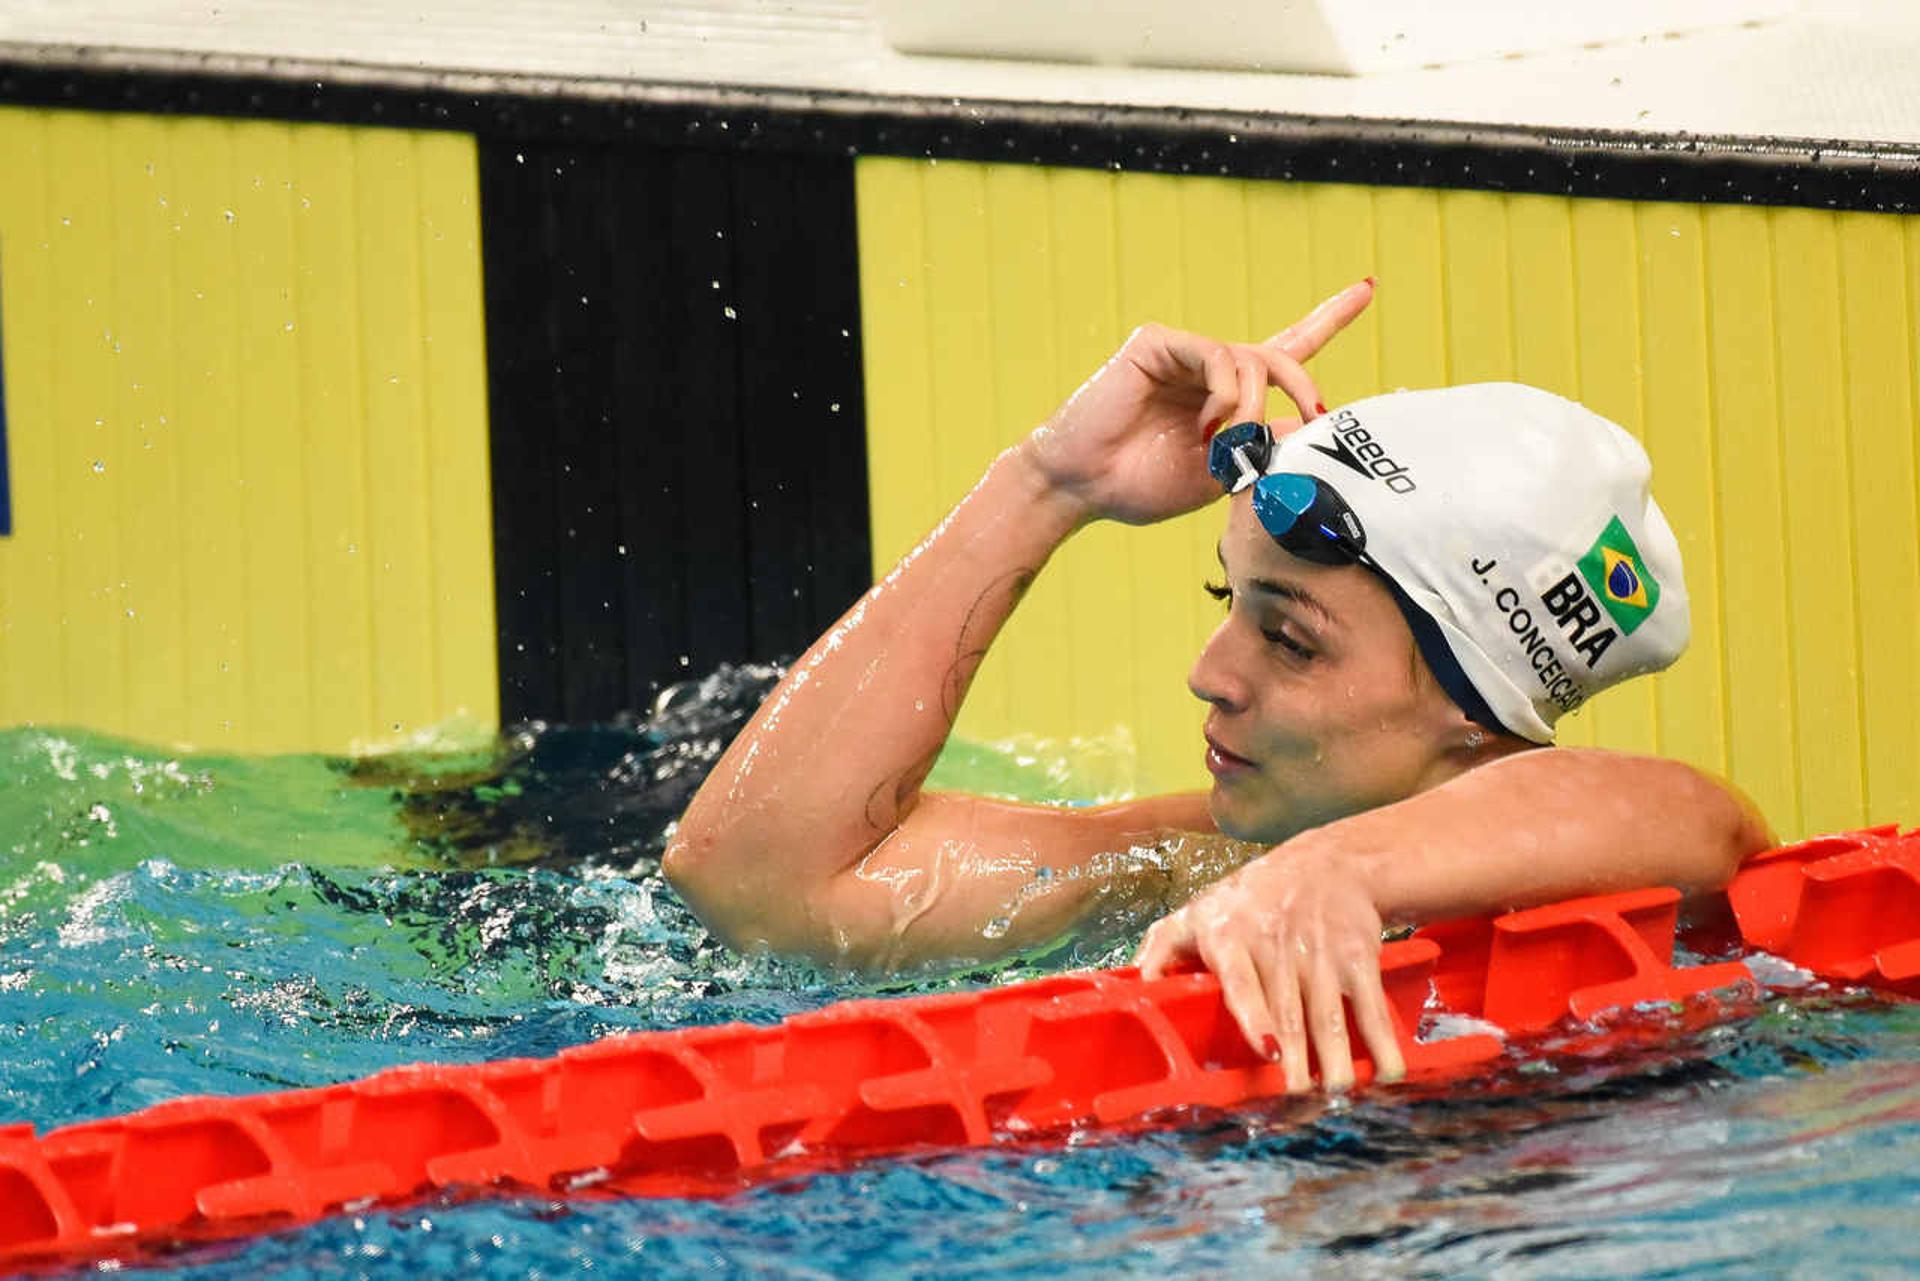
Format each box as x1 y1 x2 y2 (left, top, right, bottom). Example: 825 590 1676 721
1188 619 1251 713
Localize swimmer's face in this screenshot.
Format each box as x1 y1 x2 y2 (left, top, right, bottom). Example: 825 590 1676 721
1188 493 1476 844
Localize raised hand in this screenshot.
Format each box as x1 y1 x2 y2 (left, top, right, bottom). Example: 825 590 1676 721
1018 280 1374 527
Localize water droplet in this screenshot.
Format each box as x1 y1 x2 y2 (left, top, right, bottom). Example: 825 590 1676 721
722 305 738 320
223 208 235 222
284 322 295 332
91 460 106 474
677 655 691 667
830 402 841 413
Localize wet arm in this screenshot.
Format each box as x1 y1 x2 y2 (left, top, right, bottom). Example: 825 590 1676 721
663 443 1092 957
1297 747 1774 923
1136 746 1773 1093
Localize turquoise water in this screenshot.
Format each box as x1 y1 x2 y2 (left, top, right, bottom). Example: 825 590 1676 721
3 665 1919 1278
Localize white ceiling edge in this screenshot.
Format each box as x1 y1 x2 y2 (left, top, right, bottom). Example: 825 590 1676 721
1 0 1917 147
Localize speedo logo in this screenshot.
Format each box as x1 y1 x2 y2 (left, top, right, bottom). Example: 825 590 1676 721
1308 409 1416 493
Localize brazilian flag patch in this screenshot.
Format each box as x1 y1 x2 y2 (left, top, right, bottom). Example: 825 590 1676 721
1578 516 1659 635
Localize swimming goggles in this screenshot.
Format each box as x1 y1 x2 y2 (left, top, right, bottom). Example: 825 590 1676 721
1207 421 1368 567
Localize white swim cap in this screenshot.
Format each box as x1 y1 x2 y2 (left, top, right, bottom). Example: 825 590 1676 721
1259 384 1690 742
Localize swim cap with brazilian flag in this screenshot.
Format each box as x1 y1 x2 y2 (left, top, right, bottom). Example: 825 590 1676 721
1265 383 1690 743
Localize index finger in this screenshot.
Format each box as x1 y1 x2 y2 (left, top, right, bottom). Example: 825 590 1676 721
1263 279 1375 363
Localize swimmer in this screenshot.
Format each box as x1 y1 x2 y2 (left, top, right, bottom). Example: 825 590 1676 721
664 280 1772 1093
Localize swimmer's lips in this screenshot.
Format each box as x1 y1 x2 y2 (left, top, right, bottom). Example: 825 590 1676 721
1204 732 1257 778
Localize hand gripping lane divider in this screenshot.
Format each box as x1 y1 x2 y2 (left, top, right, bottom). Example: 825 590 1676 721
5 828 1920 1268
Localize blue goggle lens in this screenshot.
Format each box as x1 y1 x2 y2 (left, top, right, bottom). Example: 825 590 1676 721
1250 473 1366 566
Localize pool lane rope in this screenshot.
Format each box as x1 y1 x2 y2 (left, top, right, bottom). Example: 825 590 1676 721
4 826 1918 1268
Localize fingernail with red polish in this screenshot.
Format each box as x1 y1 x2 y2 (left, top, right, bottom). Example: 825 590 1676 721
1261 1035 1281 1060
1314 402 1328 417
1203 417 1224 440
1363 275 1377 288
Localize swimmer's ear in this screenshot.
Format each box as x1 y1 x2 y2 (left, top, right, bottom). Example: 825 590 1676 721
1263 278 1375 362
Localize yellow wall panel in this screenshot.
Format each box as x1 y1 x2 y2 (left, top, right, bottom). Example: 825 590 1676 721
1370 188 1448 396
981 163 1066 741
858 156 1920 836
356 128 439 741
1840 215 1920 826
855 159 935 573
47 110 127 734
416 132 498 740
230 123 315 750
109 115 191 740
1702 205 1799 834
1440 190 1515 386
0 106 497 753
1773 209 1866 834
291 125 376 750
172 121 250 746
1637 202 1726 773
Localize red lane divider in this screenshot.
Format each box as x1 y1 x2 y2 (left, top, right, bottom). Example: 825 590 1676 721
1727 825 1920 994
5 828 1920 1269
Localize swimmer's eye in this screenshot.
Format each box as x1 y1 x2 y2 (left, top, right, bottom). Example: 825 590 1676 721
1266 629 1316 661
1203 580 1315 660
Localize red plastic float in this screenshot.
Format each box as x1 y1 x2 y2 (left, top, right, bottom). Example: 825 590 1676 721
3 826 1918 1270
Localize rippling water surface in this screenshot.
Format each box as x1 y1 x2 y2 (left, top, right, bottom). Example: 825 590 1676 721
3 665 1918 1279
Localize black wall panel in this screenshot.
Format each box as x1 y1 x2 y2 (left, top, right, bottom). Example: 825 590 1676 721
479 141 870 724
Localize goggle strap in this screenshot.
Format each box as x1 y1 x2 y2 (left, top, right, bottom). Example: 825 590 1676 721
1373 571 1510 739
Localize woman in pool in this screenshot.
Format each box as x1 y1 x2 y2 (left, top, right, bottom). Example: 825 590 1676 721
664 280 1771 1092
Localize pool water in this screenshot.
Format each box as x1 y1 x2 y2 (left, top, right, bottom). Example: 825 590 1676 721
3 665 1919 1278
